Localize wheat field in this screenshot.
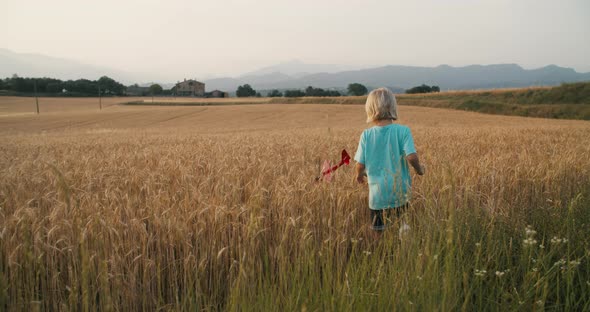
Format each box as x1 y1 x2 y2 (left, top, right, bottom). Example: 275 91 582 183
1 96 589 311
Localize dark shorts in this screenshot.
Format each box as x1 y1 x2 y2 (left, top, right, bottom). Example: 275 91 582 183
370 204 409 231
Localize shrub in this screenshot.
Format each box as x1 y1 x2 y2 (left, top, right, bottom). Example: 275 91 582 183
405 84 440 94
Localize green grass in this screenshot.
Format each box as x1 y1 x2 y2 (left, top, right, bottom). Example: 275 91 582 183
222 180 590 311
398 82 590 120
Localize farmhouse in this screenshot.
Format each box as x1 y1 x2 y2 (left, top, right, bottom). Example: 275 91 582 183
207 90 229 98
175 79 205 97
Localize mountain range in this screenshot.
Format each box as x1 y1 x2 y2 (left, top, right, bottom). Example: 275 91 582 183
2 48 589 91
204 63 590 92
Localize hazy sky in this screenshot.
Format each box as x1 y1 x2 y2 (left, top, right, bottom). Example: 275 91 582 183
2 0 589 79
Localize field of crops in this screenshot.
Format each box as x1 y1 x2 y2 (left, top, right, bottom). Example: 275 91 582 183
1 96 589 310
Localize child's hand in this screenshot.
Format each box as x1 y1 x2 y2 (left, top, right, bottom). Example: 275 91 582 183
416 164 426 176
355 174 365 184
355 163 366 184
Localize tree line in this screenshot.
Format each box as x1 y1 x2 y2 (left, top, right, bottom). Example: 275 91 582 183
236 83 370 97
238 83 442 97
0 75 443 98
0 75 126 96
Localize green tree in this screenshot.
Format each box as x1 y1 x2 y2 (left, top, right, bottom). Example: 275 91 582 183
236 84 256 97
268 89 283 97
46 82 63 93
406 84 438 94
347 83 368 96
98 76 126 95
12 77 29 92
305 86 317 96
303 86 341 97
149 84 163 95
284 89 306 97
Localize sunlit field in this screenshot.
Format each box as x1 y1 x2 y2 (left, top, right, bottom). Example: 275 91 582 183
1 97 589 311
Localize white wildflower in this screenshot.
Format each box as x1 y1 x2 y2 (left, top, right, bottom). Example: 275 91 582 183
495 271 505 277
551 236 568 245
523 238 538 246
363 250 372 256
474 269 487 277
399 223 411 240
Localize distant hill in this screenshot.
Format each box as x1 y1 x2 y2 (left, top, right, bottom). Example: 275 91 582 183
241 59 358 77
0 48 138 84
2 48 589 91
205 64 590 91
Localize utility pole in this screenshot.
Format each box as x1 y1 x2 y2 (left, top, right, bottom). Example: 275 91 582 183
34 79 39 114
98 85 102 110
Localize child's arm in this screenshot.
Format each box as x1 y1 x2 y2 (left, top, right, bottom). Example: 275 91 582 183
355 162 366 184
406 153 425 175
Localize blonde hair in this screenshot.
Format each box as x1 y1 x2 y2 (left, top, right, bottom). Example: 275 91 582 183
365 88 398 123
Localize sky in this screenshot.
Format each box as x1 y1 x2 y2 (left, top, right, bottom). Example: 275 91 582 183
1 0 589 80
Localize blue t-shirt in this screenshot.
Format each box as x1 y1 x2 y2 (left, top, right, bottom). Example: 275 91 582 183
354 124 417 210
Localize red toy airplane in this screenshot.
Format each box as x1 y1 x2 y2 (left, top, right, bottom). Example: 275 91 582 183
316 149 351 181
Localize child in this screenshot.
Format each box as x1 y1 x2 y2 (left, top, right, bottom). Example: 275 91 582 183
354 88 425 232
